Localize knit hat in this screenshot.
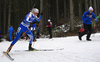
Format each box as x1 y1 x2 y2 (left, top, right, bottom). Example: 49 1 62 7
89 6 93 11
48 19 51 22
31 8 39 14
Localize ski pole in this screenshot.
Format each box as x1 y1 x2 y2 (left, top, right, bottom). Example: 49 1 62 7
33 38 36 48
1 45 13 57
22 30 29 36
33 20 41 48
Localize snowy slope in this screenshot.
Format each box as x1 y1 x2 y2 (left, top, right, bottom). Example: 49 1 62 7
0 33 100 62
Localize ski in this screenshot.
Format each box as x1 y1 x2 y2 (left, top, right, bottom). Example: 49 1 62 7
3 51 14 61
15 48 64 52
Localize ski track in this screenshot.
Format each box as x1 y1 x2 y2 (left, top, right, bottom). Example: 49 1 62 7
0 33 100 62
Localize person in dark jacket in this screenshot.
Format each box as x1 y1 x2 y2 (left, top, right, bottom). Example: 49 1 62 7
46 18 52 39
78 6 98 41
0 29 3 42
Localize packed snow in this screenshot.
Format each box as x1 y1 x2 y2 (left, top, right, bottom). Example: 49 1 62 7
0 33 100 62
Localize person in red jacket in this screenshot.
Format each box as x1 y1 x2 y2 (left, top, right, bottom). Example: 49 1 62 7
46 18 52 39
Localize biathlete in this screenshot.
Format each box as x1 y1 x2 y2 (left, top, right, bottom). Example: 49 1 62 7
7 8 42 52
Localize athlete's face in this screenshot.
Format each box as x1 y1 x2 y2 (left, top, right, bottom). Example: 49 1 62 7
89 10 93 14
33 12 38 16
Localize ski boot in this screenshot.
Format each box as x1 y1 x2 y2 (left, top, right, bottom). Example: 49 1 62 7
29 44 35 50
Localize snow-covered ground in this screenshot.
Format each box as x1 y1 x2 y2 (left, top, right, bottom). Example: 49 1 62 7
0 33 100 62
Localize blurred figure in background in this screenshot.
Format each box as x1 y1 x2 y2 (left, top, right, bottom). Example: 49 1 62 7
0 29 3 42
8 25 13 41
46 17 52 39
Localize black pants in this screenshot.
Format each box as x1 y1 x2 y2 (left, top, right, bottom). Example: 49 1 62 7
48 27 52 38
79 24 92 39
37 27 40 38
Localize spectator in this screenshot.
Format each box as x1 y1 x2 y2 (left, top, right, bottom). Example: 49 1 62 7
0 29 3 42
46 18 52 39
8 25 13 41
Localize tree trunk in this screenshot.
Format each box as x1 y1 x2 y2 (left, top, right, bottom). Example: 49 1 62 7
4 0 6 35
56 0 59 25
85 0 88 11
30 0 33 7
53 0 55 23
28 0 30 11
8 0 11 31
97 0 100 15
0 0 1 30
93 0 97 16
79 2 82 19
40 0 44 33
90 0 92 6
70 0 74 31
64 0 67 22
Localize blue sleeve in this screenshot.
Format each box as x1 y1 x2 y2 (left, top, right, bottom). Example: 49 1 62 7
36 15 42 22
92 13 98 21
82 12 90 21
92 13 96 19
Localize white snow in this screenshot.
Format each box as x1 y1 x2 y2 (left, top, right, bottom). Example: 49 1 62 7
0 33 100 62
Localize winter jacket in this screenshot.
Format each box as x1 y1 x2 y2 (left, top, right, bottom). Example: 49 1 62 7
8 26 13 34
82 10 97 24
46 22 52 27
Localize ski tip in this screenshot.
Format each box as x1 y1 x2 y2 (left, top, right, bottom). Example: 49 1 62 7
2 51 14 61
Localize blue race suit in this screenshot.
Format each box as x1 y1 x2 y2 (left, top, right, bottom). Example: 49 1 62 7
11 12 41 45
8 26 13 41
31 23 36 40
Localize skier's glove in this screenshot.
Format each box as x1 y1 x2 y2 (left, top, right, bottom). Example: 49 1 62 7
40 12 43 15
95 18 98 21
37 21 40 24
96 19 98 21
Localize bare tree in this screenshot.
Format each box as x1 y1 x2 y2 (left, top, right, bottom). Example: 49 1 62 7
93 0 97 16
40 0 44 32
85 0 88 11
64 0 67 22
56 0 59 24
28 0 30 11
70 0 74 31
0 0 1 30
79 0 82 19
4 0 7 35
90 0 92 6
97 0 100 15
8 0 11 31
